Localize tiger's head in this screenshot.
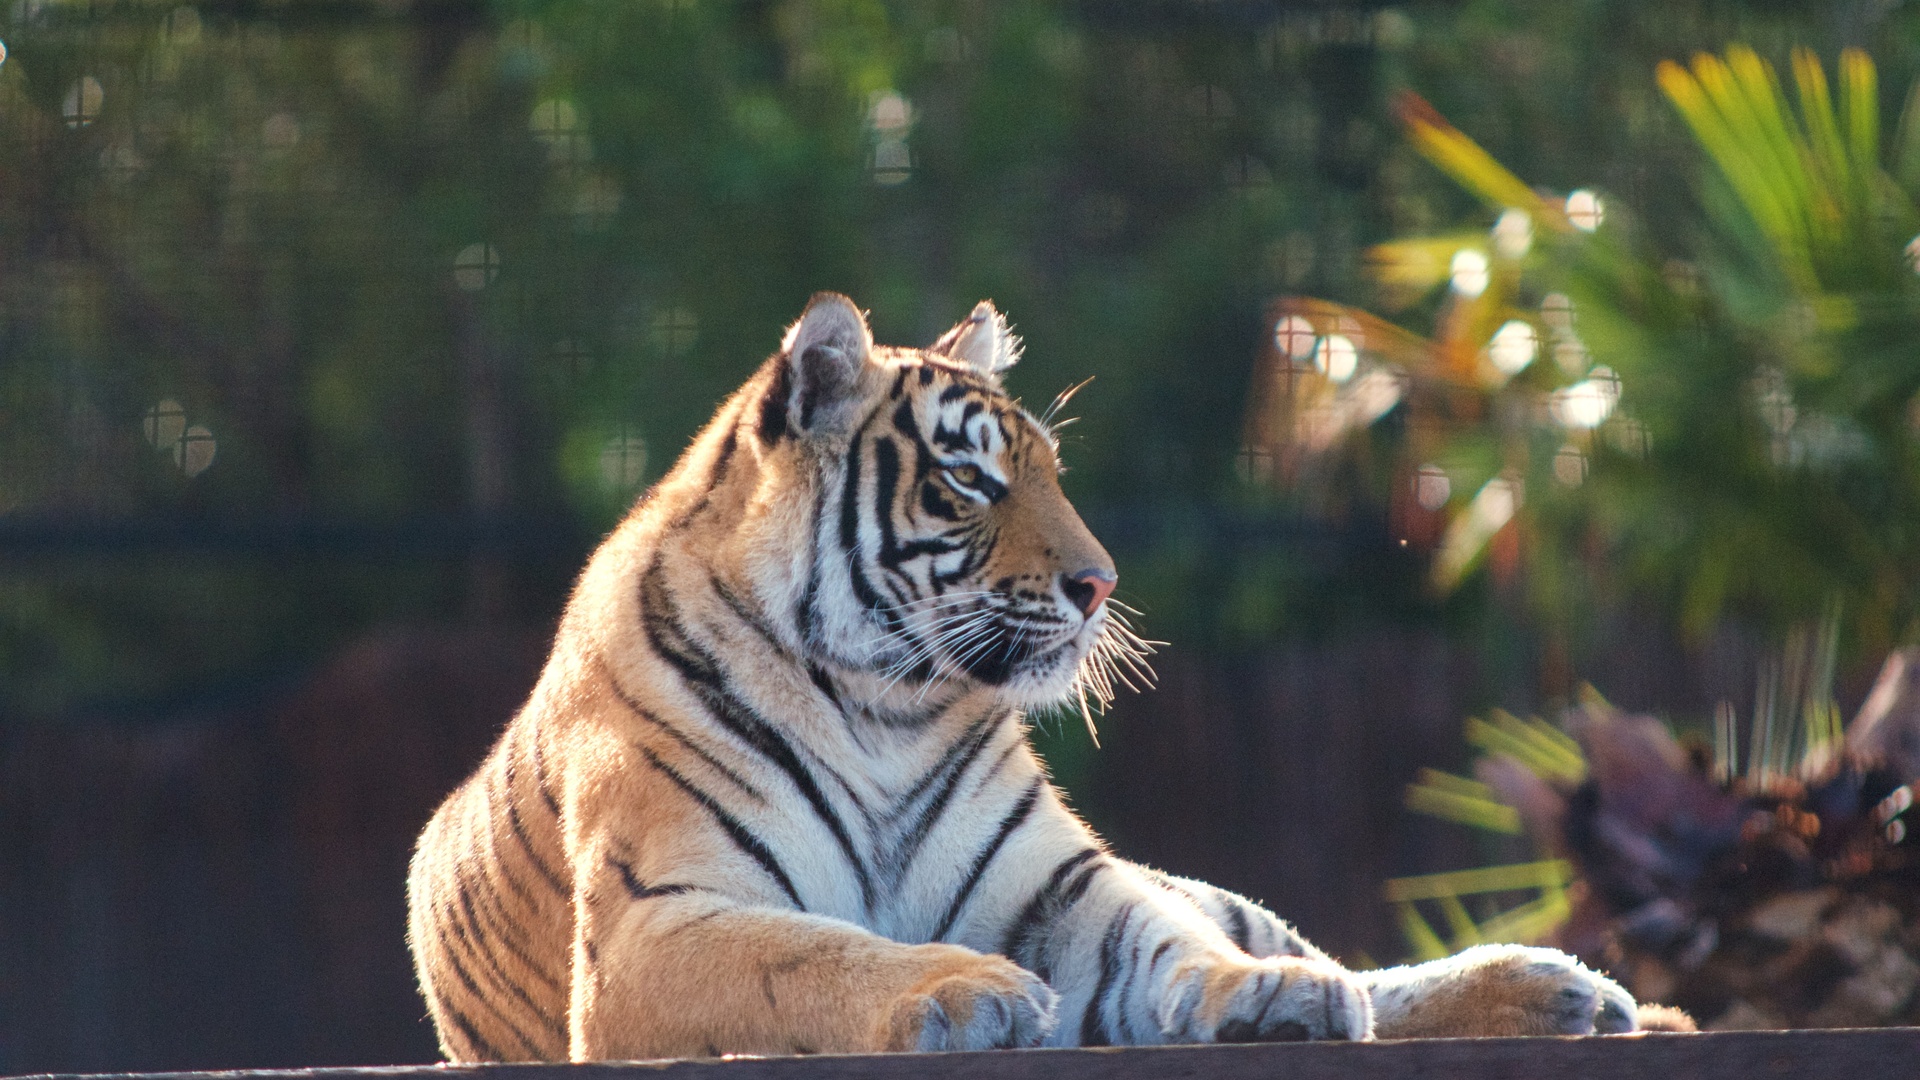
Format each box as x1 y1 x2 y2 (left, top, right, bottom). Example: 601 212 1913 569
742 292 1150 716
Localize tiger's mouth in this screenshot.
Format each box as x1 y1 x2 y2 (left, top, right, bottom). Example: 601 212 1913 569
888 593 1102 700
950 611 1091 689
870 586 1154 711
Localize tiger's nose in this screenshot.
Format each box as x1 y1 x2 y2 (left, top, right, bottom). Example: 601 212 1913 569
1060 568 1117 618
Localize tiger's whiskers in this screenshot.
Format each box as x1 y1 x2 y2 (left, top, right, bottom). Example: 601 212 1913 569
1056 607 1163 745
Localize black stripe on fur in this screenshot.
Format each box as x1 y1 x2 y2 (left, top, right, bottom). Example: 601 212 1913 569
837 427 892 617
527 728 562 817
458 862 564 994
602 662 767 802
931 776 1043 942
433 917 549 1058
666 412 742 532
634 743 803 909
433 984 513 1062
640 559 873 908
470 776 543 908
606 854 700 900
891 715 1013 882
1002 848 1105 970
447 876 567 1041
1225 899 1253 953
710 572 797 661
502 784 568 897
758 361 792 443
1081 904 1137 1046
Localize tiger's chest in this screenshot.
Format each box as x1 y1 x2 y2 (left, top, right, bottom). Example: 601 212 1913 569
634 704 1032 945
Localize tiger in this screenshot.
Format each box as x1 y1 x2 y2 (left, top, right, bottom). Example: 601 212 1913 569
405 292 1654 1062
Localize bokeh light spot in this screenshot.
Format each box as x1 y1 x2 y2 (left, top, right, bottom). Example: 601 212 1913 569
871 138 911 185
600 434 648 489
453 244 500 291
1606 415 1650 458
1551 379 1615 429
532 99 591 167
1315 334 1358 383
1566 189 1604 232
1590 365 1621 407
143 399 186 449
1274 315 1316 362
1755 368 1797 436
869 91 911 133
1224 155 1273 191
1373 10 1416 49
1488 320 1537 376
1415 463 1451 510
1542 292 1574 333
1450 249 1489 298
573 174 622 232
101 144 144 182
1552 338 1589 375
530 98 577 138
1492 209 1532 260
649 307 699 355
176 425 216 477
64 77 104 128
1553 444 1587 486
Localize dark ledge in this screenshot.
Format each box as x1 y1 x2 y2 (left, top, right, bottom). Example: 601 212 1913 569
12 1030 1920 1080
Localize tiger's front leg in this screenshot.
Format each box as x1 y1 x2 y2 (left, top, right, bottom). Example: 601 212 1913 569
569 853 1058 1059
972 847 1372 1045
1142 868 1639 1038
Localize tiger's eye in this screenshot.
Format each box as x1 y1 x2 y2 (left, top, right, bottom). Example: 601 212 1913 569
947 464 983 487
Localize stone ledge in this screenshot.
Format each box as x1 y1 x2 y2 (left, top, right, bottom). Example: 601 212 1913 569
12 1029 1920 1080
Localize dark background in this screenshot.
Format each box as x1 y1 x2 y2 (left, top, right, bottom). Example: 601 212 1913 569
2 0 1915 1071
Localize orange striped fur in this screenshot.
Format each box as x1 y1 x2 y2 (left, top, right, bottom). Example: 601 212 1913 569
406 294 1655 1061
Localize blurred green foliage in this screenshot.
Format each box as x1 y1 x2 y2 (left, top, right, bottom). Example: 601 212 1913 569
4 0 1920 726
1308 42 1920 683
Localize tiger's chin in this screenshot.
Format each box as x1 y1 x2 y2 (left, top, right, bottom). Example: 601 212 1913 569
986 638 1103 710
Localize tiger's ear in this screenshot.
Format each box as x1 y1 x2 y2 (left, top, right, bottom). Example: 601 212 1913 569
928 300 1021 378
775 292 874 435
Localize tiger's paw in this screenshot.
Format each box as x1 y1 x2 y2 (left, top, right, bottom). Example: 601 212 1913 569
1367 943 1638 1038
878 951 1059 1052
1162 954 1373 1044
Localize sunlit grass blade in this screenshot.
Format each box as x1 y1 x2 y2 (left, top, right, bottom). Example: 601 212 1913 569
1391 92 1567 226
1473 708 1587 783
1841 48 1880 178
1383 859 1573 902
1791 47 1853 209
1661 54 1818 286
1388 861 1576 956
1365 232 1485 294
1435 893 1482 946
1893 78 1920 188
1472 887 1572 944
1725 46 1819 234
1404 768 1523 833
1396 902 1451 962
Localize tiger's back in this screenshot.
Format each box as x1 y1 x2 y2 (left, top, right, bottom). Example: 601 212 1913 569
407 718 574 1059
